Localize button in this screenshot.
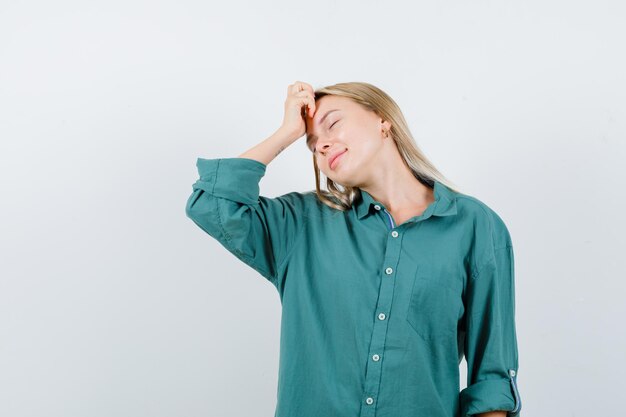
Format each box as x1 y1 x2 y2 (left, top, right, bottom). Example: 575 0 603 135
372 354 380 361
385 267 393 274
374 204 381 210
378 312 386 320
509 369 516 377
391 231 398 237
365 397 374 405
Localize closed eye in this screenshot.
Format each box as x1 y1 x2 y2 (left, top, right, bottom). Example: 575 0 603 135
311 120 340 153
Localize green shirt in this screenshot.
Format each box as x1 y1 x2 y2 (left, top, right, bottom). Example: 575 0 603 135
186 157 522 417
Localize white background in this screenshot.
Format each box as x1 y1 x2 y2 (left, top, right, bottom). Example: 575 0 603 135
1 1 624 416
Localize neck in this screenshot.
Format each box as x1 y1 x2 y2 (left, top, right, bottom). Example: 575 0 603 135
358 148 434 212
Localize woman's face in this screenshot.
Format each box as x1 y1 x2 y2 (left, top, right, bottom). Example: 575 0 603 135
305 95 390 187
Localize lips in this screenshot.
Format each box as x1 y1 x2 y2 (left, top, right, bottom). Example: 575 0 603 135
329 149 347 169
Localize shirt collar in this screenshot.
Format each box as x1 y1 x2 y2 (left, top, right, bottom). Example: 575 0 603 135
354 180 458 221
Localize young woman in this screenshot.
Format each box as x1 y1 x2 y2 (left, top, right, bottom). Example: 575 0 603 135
185 81 522 417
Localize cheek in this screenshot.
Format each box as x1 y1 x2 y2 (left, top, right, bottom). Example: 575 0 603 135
359 134 384 156
347 141 373 165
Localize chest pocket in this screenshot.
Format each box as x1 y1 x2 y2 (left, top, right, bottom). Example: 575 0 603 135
406 264 464 342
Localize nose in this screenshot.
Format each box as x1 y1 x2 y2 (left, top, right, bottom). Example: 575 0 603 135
318 140 339 156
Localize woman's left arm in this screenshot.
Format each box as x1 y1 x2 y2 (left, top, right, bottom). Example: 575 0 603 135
458 242 523 417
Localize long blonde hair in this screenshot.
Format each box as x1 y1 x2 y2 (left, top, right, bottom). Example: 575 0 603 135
308 81 461 211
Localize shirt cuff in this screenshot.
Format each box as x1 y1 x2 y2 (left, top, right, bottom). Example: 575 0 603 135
193 157 267 205
459 374 522 417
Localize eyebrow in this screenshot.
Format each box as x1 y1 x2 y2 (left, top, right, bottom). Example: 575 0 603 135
306 109 341 149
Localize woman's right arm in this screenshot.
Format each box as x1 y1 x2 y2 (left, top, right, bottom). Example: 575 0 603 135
236 126 297 166
185 82 317 289
237 81 317 165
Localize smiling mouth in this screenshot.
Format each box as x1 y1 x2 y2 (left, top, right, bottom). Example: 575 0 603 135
330 149 347 169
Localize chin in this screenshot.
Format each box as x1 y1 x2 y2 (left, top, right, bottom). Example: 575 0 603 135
325 168 356 188
329 175 357 189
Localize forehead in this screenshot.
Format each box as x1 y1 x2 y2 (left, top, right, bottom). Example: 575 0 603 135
305 96 356 146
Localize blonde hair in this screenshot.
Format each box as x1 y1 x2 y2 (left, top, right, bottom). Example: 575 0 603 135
308 81 462 211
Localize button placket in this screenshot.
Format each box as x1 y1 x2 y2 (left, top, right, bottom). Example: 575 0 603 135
359 210 404 417
372 202 395 230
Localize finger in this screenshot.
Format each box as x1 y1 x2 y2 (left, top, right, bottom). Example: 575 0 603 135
294 90 314 99
292 91 315 107
308 97 316 117
293 81 315 96
304 97 316 118
287 91 314 116
289 82 304 95
288 83 301 95
290 83 304 95
296 96 311 119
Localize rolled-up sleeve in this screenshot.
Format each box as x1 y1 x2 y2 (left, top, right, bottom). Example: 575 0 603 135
185 157 307 289
459 243 522 417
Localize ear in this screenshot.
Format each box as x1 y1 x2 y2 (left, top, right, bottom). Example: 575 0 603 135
380 119 392 132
